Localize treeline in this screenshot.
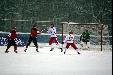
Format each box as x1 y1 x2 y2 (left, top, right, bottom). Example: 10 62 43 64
0 0 112 34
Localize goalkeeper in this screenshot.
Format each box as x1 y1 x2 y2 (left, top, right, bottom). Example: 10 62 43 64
80 29 90 49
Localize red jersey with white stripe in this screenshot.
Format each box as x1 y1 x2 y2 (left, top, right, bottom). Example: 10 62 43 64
7 29 17 40
30 27 40 37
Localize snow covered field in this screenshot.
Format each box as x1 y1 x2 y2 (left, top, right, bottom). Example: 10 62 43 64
0 46 112 75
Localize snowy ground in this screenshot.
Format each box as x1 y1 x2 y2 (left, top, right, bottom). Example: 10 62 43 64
0 46 112 75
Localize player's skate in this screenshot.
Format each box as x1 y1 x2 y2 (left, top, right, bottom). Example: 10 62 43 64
24 49 27 52
60 48 63 52
64 49 67 54
5 50 9 53
76 49 80 54
36 48 39 52
64 51 66 54
77 52 80 54
14 50 18 53
50 48 54 51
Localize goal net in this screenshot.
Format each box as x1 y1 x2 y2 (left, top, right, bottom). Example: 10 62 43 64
61 22 112 51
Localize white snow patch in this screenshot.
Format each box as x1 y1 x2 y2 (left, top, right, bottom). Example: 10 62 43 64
0 46 112 75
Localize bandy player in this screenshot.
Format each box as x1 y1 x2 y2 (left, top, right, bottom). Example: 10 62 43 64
5 27 18 53
48 23 63 52
24 24 40 52
62 31 80 54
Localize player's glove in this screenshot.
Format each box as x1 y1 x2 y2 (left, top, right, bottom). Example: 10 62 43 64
14 38 17 41
62 42 64 44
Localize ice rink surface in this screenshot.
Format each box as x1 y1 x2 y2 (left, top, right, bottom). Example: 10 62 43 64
0 46 112 75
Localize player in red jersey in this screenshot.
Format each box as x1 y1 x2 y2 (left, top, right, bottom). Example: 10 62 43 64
62 31 80 54
24 24 40 52
5 27 18 53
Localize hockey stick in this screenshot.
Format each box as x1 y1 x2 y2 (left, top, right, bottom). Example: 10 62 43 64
61 23 64 51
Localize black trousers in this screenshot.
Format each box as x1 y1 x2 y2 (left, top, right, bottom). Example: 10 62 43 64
82 40 89 45
26 36 38 48
6 39 17 50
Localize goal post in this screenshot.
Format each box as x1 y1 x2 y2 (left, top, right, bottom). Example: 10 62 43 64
61 22 112 51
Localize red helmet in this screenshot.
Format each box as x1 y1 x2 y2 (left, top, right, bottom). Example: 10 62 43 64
69 31 73 34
